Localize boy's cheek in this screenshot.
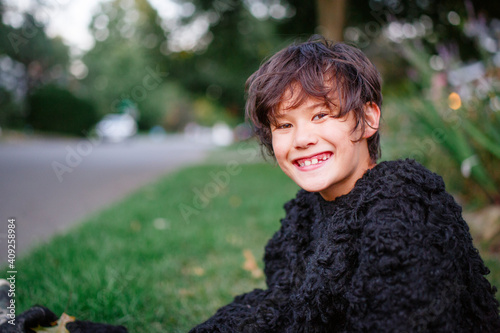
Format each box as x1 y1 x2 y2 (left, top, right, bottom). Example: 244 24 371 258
272 146 287 164
274 154 291 174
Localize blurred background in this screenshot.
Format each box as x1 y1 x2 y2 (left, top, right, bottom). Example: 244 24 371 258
1 0 500 252
0 0 498 197
1 0 500 253
1 0 500 330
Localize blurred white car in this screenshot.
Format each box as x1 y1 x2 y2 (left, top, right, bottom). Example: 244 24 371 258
96 113 137 142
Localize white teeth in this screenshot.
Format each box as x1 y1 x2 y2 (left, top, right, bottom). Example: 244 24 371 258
297 154 331 167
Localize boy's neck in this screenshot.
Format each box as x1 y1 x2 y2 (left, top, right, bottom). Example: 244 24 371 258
319 158 376 202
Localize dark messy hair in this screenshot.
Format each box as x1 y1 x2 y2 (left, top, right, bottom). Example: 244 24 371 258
245 35 383 162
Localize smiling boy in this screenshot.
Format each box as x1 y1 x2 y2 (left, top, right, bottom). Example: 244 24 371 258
271 94 379 201
190 36 500 332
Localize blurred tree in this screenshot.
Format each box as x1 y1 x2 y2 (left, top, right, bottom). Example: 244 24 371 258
82 0 172 129
134 0 168 63
166 1 283 117
344 0 500 56
0 0 71 129
316 0 346 41
274 0 316 37
82 0 289 128
0 11 69 92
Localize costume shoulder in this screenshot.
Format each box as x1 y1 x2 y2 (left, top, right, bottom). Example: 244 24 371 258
347 159 500 331
362 159 476 241
358 159 476 276
361 158 446 199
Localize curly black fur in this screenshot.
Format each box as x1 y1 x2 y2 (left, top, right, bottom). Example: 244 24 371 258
190 159 500 332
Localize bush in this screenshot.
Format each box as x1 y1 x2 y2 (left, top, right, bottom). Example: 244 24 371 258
0 87 24 129
380 11 500 207
27 85 99 136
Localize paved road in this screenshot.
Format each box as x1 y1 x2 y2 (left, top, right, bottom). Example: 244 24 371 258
0 134 214 264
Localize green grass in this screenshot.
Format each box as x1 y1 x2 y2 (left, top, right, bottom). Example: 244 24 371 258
8 161 299 332
5 146 500 332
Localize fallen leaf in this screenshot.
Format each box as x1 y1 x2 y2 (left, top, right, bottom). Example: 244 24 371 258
229 195 242 208
179 288 195 296
32 313 75 333
130 220 141 232
192 266 205 276
242 249 263 278
181 265 205 276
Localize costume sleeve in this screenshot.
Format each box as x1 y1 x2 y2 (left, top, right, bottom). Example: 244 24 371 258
189 288 289 333
347 196 500 332
190 194 308 332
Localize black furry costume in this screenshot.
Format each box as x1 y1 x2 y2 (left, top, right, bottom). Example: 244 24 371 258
190 159 500 332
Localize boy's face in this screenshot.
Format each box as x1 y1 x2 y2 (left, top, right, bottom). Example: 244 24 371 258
271 93 378 201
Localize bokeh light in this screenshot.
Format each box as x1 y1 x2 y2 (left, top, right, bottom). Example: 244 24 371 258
448 92 462 110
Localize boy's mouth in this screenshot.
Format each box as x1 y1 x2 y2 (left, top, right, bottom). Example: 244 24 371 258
293 152 332 168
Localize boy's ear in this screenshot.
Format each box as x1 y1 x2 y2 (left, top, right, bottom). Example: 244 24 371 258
362 102 380 139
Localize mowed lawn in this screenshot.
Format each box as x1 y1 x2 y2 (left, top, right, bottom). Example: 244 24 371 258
6 148 500 332
8 159 299 332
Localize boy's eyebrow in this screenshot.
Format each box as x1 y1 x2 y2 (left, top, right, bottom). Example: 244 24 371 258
307 102 329 109
273 99 337 122
303 101 335 112
279 101 330 114
273 113 287 122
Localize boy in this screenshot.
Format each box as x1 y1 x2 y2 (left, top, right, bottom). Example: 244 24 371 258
190 36 500 332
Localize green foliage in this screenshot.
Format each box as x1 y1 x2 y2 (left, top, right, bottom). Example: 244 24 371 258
0 87 23 128
0 13 69 69
164 0 286 120
138 82 193 131
0 5 71 132
26 85 99 136
0 12 70 91
275 0 316 36
81 0 286 129
460 104 500 160
390 39 499 204
83 0 186 130
82 38 155 115
356 0 500 207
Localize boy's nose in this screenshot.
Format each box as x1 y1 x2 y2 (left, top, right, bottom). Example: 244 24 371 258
293 125 318 149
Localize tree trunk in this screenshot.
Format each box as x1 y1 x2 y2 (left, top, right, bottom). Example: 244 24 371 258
316 0 347 41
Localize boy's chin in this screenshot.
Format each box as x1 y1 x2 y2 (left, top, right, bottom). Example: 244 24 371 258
295 182 330 194
286 174 332 194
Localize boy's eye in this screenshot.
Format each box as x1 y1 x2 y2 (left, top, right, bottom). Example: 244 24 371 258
312 113 329 121
277 123 292 129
